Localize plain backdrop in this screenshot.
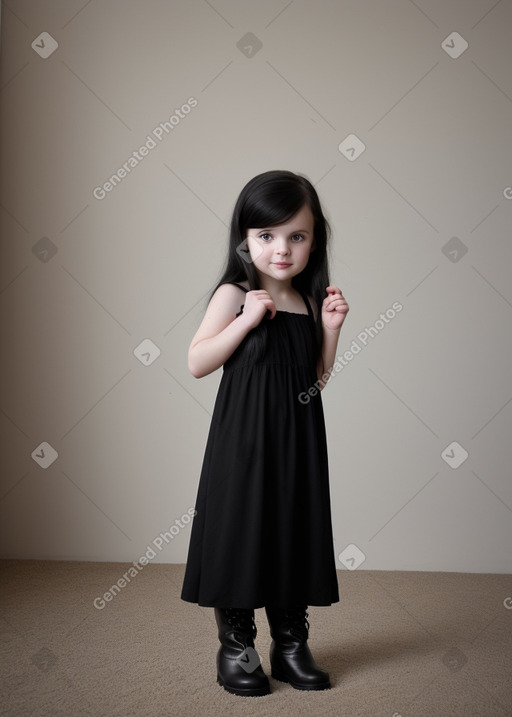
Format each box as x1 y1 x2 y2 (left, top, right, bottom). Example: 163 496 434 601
0 0 511 572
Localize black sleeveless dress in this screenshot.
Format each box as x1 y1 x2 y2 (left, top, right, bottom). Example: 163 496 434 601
180 283 339 609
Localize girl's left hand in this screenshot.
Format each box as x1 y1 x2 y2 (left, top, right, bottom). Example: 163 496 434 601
321 286 349 331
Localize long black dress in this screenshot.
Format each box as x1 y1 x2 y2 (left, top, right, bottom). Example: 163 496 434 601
180 282 339 609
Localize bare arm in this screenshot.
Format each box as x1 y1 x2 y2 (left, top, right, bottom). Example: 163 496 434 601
188 284 276 378
313 286 350 388
316 327 342 384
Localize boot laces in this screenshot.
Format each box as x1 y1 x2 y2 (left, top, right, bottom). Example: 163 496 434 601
225 608 257 641
283 607 310 640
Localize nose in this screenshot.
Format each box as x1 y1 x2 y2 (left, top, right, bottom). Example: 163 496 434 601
274 237 290 255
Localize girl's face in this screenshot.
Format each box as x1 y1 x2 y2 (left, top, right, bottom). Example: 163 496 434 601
245 204 315 282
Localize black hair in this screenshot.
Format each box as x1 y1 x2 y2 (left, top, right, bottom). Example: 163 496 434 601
210 169 331 365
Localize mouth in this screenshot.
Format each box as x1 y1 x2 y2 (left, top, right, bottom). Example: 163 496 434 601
273 262 292 268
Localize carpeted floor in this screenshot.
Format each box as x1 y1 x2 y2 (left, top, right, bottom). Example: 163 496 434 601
1 560 511 716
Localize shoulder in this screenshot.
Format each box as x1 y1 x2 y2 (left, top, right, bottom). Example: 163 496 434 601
212 281 248 299
191 282 248 346
208 282 248 314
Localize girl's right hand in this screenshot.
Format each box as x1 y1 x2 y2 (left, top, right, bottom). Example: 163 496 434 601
241 290 276 328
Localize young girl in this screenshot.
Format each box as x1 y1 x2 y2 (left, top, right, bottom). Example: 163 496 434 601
181 170 349 697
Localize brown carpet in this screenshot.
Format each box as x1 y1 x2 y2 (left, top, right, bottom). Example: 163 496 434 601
1 560 511 716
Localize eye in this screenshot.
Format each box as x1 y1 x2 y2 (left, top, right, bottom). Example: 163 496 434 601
291 234 305 242
259 232 272 241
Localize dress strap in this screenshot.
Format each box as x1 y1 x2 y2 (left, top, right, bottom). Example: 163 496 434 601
226 282 314 318
299 290 315 319
225 281 249 292
224 282 248 317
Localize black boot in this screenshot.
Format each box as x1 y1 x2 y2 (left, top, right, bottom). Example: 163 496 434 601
265 605 331 690
214 607 271 697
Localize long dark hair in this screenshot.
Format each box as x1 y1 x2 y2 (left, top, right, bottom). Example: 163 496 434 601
210 169 331 364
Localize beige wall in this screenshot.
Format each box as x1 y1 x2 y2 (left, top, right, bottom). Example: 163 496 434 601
1 0 511 572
